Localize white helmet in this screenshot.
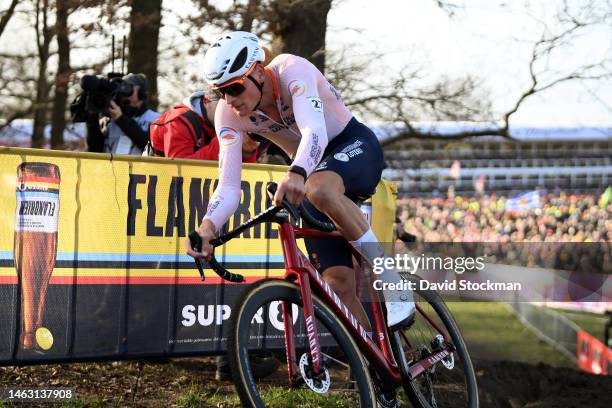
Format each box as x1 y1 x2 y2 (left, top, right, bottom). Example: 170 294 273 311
203 31 265 86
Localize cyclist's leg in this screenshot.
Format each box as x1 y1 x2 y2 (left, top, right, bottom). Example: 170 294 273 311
305 118 414 329
301 199 371 331
325 266 372 332
306 171 369 240
303 119 405 406
301 119 383 331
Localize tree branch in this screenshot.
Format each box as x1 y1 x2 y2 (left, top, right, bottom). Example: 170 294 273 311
0 0 19 39
380 0 612 143
380 126 512 147
0 104 34 131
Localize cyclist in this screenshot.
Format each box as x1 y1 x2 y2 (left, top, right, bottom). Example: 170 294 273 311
185 31 413 406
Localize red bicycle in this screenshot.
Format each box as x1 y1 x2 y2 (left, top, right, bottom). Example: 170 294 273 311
189 183 478 408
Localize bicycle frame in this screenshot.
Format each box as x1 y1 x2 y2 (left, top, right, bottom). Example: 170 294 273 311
276 222 454 388
194 191 459 394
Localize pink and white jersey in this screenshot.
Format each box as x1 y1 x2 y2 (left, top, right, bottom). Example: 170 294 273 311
204 54 353 231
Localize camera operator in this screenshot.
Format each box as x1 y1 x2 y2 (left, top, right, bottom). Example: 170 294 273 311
86 73 159 155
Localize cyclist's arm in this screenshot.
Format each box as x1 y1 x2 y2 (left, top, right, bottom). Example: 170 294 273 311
283 63 328 176
202 105 245 232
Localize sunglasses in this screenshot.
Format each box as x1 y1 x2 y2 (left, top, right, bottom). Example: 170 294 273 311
214 82 246 98
212 63 258 98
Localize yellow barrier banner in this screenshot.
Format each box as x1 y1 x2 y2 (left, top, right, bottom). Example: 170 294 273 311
0 147 395 363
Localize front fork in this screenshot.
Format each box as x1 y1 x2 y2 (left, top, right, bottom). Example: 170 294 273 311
283 270 323 386
282 299 299 385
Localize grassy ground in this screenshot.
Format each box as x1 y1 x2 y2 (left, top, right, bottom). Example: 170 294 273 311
446 302 576 367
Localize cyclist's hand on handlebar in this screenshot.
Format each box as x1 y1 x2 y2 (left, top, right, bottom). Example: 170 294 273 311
274 172 306 206
185 219 216 260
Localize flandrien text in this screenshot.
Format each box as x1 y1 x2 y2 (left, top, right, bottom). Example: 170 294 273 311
372 279 522 292
372 254 486 275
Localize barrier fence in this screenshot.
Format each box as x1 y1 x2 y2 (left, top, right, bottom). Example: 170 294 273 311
3 145 610 375
508 299 612 375
0 146 397 366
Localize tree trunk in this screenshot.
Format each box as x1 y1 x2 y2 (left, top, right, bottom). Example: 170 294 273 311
127 0 161 111
32 61 50 148
269 0 332 73
238 0 259 32
32 0 53 149
50 0 70 149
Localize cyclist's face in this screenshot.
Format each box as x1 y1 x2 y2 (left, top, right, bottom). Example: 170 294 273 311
221 65 265 116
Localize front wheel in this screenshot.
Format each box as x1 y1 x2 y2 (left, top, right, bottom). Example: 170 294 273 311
390 276 479 408
228 279 377 408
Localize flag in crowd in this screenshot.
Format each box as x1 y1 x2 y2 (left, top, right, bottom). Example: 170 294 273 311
505 190 541 211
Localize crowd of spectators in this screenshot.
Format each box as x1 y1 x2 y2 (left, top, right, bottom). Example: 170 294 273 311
396 192 611 273
398 192 610 243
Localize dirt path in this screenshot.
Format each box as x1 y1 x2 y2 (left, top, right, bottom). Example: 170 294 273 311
1 358 610 407
474 360 611 408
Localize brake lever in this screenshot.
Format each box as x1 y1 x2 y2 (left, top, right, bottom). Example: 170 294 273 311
188 231 206 281
266 182 300 225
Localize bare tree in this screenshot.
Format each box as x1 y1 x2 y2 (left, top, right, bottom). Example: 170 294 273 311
266 0 332 73
0 48 37 132
0 0 123 141
50 0 71 149
0 0 19 39
369 0 612 144
31 0 55 148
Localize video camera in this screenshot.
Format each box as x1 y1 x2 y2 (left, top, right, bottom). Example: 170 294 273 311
70 35 134 122
70 74 136 122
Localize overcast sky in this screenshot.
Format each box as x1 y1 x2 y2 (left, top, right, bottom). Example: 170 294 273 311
328 0 612 126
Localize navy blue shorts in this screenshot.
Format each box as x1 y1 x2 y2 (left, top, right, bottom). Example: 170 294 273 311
303 117 384 273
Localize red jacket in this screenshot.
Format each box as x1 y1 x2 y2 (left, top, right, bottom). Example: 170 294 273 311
150 104 257 162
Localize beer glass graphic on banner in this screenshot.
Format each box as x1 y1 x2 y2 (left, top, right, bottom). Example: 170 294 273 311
13 163 60 351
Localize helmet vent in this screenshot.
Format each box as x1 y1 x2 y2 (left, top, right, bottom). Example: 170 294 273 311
229 47 248 74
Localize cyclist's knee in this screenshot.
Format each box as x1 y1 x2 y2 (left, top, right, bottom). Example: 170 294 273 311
306 173 344 210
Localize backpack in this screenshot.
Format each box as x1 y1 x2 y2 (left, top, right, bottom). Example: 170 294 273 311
145 105 214 157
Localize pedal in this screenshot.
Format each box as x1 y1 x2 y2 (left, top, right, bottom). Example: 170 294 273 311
431 334 454 370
